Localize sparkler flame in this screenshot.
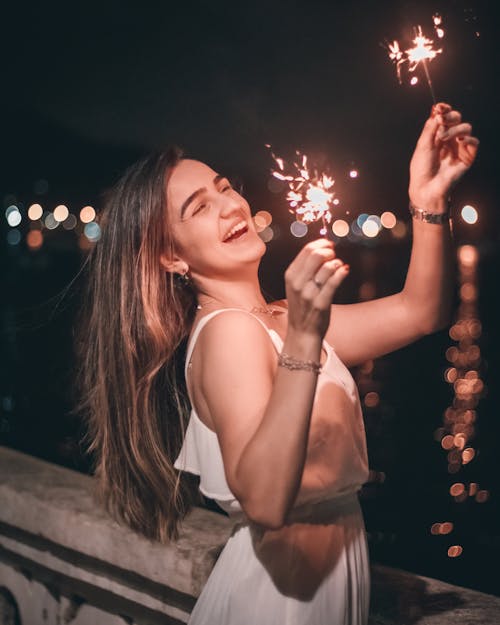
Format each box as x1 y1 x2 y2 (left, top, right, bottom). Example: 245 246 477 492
267 146 337 235
385 15 444 101
406 26 442 70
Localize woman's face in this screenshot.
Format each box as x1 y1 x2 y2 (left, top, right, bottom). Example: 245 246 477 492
166 159 266 279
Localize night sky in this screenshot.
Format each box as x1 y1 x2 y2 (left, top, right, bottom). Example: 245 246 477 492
1 0 500 596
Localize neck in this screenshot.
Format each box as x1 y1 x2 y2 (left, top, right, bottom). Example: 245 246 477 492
195 273 268 311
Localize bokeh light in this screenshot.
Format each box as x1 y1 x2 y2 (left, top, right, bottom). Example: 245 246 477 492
27 230 44 250
449 483 465 497
62 214 78 230
331 219 349 237
6 206 22 227
447 545 463 558
391 221 407 239
84 222 102 242
44 213 59 230
259 226 274 243
381 211 397 229
53 204 69 222
28 203 43 220
362 218 381 238
253 210 272 232
364 391 380 408
458 244 478 267
7 229 21 245
80 206 96 223
290 221 308 238
357 213 369 227
468 483 478 497
350 220 363 237
436 243 486 554
462 448 475 464
461 204 478 224
441 435 454 450
349 169 359 178
475 490 490 503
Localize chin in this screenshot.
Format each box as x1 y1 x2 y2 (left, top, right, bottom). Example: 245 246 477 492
222 228 266 259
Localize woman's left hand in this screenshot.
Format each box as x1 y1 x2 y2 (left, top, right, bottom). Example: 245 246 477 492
408 102 479 213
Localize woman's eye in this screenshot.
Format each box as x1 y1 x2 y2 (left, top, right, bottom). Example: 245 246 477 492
192 203 207 215
221 184 232 192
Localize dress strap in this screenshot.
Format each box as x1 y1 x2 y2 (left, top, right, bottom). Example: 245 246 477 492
184 308 282 377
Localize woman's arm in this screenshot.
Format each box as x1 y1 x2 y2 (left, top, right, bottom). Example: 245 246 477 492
324 103 479 368
191 241 348 530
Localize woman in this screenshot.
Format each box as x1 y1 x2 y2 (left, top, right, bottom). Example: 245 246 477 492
76 103 478 624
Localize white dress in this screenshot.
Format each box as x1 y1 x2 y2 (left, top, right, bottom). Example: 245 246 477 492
174 309 370 625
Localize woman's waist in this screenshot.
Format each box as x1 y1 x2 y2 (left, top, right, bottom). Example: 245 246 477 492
229 488 362 530
285 489 362 524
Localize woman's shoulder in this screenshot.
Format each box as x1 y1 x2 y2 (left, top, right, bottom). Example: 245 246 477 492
189 308 275 351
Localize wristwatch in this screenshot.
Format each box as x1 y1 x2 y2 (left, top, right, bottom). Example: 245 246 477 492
409 201 451 225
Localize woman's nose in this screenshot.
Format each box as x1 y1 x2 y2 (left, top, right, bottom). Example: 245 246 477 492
219 192 242 215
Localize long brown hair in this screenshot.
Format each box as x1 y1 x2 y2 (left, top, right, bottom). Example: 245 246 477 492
74 146 201 542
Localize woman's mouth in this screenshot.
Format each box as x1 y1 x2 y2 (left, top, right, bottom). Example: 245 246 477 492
222 221 249 242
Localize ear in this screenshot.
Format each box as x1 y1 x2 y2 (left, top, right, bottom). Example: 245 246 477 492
160 251 189 275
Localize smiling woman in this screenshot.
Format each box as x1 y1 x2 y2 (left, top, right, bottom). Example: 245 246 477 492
74 103 478 625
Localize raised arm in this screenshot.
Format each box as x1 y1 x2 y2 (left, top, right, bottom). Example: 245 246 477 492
324 103 479 368
190 241 348 529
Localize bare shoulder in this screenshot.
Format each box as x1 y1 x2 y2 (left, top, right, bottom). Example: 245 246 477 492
189 310 278 491
194 309 277 369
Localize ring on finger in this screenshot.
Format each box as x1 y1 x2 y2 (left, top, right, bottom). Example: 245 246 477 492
313 277 323 288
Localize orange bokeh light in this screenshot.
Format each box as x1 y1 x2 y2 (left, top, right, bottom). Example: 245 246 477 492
449 483 465 497
26 230 43 250
448 545 463 558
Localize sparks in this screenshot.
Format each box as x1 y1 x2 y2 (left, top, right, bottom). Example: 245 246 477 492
407 26 442 69
267 147 337 236
385 16 444 102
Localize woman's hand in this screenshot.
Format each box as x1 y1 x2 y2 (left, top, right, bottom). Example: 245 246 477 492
284 239 349 339
408 102 479 213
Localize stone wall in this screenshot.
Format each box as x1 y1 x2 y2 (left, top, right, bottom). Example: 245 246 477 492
1 446 499 624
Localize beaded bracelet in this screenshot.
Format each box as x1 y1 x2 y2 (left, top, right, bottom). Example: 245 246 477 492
278 352 322 374
408 200 451 225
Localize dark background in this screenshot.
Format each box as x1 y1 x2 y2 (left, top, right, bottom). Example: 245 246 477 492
1 0 499 596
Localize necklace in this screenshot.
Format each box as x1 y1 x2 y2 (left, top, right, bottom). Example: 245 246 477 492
196 303 284 317
249 306 283 317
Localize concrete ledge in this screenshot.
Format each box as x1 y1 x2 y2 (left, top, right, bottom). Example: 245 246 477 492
370 564 500 624
1 445 499 624
0 445 232 623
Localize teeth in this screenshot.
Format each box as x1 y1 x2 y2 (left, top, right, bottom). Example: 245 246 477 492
223 221 247 241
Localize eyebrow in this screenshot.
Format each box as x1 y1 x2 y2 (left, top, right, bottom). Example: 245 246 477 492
180 174 225 219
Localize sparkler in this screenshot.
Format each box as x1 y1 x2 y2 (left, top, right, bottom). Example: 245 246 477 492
386 14 445 103
266 145 339 237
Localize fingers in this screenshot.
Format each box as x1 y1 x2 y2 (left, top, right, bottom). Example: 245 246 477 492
432 102 452 117
417 114 441 150
313 258 345 287
314 261 350 308
437 122 472 142
287 239 336 289
285 239 349 312
436 116 479 169
457 136 480 169
420 103 472 150
297 259 348 310
417 102 453 150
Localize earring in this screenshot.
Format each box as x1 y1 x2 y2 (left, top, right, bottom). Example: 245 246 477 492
179 268 191 286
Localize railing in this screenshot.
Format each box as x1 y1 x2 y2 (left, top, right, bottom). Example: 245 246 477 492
1 446 499 625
